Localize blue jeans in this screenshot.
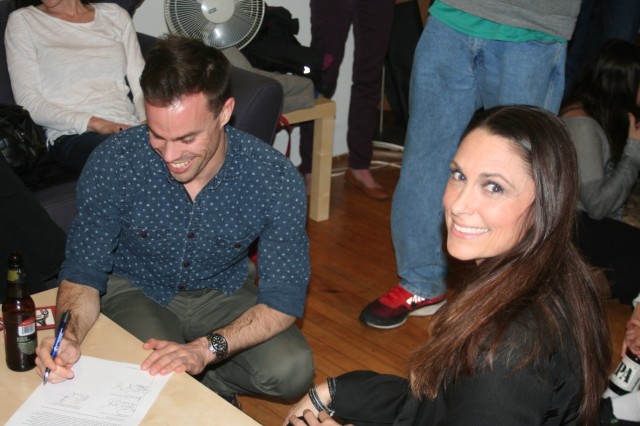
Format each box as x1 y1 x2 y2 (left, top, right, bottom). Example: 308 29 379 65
49 132 112 172
391 18 566 298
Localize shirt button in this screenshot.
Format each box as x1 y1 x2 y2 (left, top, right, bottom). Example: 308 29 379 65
140 231 148 239
183 260 191 268
178 285 186 291
234 243 241 248
187 232 196 239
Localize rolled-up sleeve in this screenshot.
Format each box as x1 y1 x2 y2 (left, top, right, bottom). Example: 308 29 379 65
255 164 310 318
58 136 124 292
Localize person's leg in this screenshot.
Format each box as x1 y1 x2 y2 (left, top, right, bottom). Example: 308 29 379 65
48 132 112 172
299 0 356 175
361 18 481 328
576 212 640 306
179 267 314 400
564 0 599 97
100 275 185 342
479 38 567 113
346 0 395 171
101 265 313 400
602 0 640 43
0 155 66 298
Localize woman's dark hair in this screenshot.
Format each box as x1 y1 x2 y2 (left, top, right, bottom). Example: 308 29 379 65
140 35 231 115
564 39 640 163
409 105 611 425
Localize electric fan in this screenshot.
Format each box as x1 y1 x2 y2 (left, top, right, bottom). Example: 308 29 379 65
164 0 265 50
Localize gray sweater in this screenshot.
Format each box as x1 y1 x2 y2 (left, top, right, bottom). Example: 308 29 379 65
563 116 640 220
441 0 582 40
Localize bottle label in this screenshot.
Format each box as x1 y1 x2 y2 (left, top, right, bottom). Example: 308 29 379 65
7 269 19 282
17 318 36 337
610 355 640 393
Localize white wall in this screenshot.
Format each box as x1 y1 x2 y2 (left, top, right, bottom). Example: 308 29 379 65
133 0 354 165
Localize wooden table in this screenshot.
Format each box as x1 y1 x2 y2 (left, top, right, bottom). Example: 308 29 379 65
282 97 336 222
0 289 259 425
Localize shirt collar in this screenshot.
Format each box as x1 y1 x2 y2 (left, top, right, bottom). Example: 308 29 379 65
156 125 243 190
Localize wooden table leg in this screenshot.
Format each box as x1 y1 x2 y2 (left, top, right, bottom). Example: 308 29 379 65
308 110 335 222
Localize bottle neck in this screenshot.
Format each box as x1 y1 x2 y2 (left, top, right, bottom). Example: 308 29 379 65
6 268 29 299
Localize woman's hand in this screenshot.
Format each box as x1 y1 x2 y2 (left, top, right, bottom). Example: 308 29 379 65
283 382 332 426
88 116 132 135
284 393 318 426
627 113 640 141
623 304 640 356
286 410 352 426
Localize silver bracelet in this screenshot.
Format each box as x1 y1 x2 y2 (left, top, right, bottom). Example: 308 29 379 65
308 385 334 416
327 377 336 412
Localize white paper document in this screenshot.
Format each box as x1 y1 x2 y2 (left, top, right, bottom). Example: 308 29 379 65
6 356 173 425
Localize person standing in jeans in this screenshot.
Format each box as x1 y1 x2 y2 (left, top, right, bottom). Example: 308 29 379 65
298 0 395 200
360 0 583 329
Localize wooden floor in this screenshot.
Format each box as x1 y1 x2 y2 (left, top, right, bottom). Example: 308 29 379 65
238 155 633 425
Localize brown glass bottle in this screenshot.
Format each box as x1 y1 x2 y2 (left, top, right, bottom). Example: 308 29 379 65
2 251 37 371
609 348 640 395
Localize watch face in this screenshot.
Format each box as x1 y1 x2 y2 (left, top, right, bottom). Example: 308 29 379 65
208 333 228 359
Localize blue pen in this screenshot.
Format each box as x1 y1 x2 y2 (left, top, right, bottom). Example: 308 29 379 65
43 310 71 385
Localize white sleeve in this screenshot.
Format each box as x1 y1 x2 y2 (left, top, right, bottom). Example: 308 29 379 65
119 9 146 122
5 10 91 135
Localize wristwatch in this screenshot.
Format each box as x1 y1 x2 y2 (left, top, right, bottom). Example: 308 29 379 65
206 332 228 360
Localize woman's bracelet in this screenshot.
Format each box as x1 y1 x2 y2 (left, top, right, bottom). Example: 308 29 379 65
308 384 335 416
327 377 337 412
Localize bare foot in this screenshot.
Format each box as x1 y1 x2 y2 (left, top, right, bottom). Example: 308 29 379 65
348 168 384 189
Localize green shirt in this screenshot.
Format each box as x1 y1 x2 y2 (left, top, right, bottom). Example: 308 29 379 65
429 0 566 42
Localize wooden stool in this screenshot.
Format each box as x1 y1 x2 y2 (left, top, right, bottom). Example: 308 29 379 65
282 97 336 222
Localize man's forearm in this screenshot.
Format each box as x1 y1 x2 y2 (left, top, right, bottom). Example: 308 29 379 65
216 304 295 357
56 280 101 344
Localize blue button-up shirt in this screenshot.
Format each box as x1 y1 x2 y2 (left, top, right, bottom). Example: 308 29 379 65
59 125 310 317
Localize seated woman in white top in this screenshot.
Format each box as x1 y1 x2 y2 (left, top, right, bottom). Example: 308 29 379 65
560 39 640 307
5 0 146 172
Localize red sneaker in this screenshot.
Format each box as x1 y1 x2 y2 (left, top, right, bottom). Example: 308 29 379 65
359 285 446 329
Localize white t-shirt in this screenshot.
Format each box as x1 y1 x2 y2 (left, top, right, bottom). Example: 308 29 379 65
5 3 146 144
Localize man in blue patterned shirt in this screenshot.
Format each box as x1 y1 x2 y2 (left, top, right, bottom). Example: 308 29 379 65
34 35 314 403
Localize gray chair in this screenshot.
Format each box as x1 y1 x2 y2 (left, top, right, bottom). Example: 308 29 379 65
0 0 284 232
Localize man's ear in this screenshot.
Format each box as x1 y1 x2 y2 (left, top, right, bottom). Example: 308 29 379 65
219 97 235 128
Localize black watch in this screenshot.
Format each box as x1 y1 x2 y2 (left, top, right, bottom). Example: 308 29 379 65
206 332 228 360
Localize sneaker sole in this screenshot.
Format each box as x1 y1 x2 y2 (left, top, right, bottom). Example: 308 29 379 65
363 299 446 330
407 299 446 317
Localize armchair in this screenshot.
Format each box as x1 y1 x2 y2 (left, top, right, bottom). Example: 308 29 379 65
0 0 284 232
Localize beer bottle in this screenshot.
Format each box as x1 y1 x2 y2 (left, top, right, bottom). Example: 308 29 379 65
608 348 640 395
2 251 37 371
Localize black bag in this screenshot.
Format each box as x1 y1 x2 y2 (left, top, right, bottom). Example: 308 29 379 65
242 6 326 89
0 103 47 176
0 103 72 189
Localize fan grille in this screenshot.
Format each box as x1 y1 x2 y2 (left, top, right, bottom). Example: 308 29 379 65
164 0 264 50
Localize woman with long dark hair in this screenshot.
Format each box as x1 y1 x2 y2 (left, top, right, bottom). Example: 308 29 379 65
561 39 640 307
285 106 611 426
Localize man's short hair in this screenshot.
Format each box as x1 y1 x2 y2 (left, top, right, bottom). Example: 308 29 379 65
141 35 232 114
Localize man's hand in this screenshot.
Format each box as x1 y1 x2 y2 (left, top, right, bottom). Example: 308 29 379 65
34 280 99 384
35 335 81 384
141 337 213 376
623 304 640 356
